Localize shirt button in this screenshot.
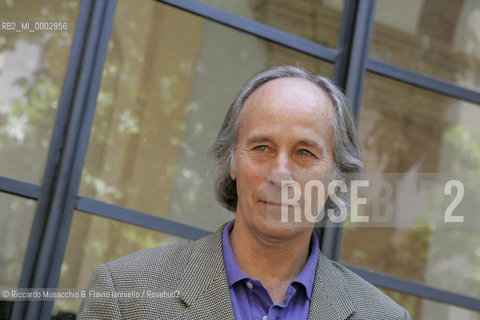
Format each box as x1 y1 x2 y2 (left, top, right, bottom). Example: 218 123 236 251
246 281 254 291
262 316 268 320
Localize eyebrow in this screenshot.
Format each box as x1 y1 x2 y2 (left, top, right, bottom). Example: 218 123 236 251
245 136 325 152
245 136 275 146
295 139 324 151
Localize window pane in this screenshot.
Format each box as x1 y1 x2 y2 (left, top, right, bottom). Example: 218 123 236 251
371 0 480 91
0 193 36 289
53 211 186 316
79 0 333 231
0 193 36 320
340 73 480 298
198 0 344 49
0 0 80 183
380 289 480 320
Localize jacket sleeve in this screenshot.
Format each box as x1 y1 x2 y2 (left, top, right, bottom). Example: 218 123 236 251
404 308 412 320
77 263 122 319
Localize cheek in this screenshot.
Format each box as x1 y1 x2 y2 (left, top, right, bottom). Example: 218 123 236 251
239 169 262 185
236 166 267 195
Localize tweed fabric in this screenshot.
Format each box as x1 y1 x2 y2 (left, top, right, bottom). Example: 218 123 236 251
78 224 411 320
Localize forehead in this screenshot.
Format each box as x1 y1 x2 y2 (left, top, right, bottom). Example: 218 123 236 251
246 77 331 110
239 77 335 136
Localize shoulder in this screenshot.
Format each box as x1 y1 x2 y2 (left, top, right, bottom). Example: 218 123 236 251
90 224 225 291
106 240 195 273
78 240 199 319
322 257 410 319
97 239 198 292
78 229 227 319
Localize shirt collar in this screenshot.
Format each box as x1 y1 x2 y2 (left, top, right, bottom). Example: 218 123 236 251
221 220 319 299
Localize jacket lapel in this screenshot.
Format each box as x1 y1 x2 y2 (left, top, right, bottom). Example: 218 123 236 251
308 253 355 320
173 223 354 320
173 225 234 320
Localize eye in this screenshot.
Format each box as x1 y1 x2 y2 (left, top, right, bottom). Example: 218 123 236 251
254 145 268 151
299 149 313 156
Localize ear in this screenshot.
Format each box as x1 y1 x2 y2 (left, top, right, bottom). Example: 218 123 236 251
230 171 237 181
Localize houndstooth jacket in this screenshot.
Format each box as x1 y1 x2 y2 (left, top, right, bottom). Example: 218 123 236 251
77 223 411 319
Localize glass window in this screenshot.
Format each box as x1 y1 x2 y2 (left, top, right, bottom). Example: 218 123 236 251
0 190 35 320
0 0 80 183
371 0 480 91
198 0 344 49
0 195 33 320
79 0 334 231
380 289 480 320
340 73 480 299
0 193 36 288
53 211 186 316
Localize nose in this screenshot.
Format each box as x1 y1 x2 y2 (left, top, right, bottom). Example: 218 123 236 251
267 153 294 187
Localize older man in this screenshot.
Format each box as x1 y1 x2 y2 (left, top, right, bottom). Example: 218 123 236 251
78 66 411 319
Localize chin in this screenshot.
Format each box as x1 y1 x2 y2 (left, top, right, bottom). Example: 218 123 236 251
260 211 307 239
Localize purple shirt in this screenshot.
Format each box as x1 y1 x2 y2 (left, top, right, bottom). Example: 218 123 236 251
222 220 318 320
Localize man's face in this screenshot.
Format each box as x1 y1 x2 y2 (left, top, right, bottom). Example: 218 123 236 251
231 77 335 240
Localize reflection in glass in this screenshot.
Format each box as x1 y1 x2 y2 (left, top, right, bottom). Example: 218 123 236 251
53 211 186 316
0 0 80 182
0 193 36 288
0 194 36 320
340 73 480 299
371 0 480 91
198 0 344 49
79 0 333 231
380 288 480 320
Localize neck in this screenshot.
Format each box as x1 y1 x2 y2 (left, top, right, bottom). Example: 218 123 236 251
229 217 313 302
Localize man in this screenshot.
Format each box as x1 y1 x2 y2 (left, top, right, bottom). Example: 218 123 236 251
78 66 411 319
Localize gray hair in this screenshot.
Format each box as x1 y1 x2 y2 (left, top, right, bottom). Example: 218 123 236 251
210 65 364 212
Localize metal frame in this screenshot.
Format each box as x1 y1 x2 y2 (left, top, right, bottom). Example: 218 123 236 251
10 0 117 319
157 0 337 62
0 0 479 318
0 177 39 200
366 58 480 104
320 0 377 262
345 264 480 312
343 0 376 120
76 197 211 240
332 0 360 91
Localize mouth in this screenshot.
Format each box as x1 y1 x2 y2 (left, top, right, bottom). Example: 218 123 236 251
259 200 300 208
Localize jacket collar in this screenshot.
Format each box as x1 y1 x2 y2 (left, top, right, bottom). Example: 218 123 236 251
174 224 234 319
175 223 355 320
308 252 355 319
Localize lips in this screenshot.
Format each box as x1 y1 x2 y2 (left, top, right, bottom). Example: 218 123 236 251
263 201 285 207
259 200 300 207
